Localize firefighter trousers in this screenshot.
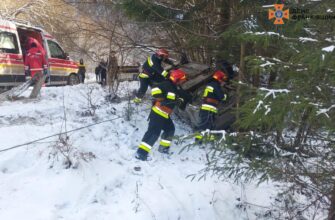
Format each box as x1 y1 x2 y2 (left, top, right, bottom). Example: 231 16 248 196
136 76 150 98
136 73 162 99
195 109 216 141
198 109 215 131
141 110 175 149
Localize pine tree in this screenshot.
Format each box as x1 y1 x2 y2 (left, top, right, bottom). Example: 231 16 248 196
203 0 335 218
120 0 250 63
119 0 335 217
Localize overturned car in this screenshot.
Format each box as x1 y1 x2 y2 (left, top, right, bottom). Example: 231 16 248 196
175 61 237 131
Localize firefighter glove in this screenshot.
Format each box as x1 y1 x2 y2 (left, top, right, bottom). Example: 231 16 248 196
133 97 142 104
177 97 186 110
177 97 184 104
222 94 227 101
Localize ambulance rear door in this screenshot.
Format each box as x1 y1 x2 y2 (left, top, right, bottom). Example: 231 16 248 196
0 19 24 87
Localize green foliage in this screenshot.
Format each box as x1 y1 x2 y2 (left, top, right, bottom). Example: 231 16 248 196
118 0 335 216
204 1 335 217
238 89 290 131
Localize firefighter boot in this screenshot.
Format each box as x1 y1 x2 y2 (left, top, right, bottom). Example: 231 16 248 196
135 148 148 161
194 133 203 145
158 145 170 154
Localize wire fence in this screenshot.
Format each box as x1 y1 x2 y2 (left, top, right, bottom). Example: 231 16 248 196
0 116 123 153
0 92 201 154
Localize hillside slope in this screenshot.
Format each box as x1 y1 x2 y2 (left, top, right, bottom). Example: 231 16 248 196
0 81 274 220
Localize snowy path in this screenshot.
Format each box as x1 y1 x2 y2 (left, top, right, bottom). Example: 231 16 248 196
0 82 273 220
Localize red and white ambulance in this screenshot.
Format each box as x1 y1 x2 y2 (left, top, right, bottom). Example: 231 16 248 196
0 18 79 88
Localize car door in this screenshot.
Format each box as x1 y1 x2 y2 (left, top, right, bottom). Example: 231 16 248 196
0 30 24 87
47 40 77 85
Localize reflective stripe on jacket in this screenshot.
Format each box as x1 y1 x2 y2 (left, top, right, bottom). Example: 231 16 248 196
150 80 191 118
201 79 226 113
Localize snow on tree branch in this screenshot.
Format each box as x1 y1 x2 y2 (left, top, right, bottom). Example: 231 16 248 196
253 100 271 115
252 88 290 115
259 88 290 99
317 104 335 118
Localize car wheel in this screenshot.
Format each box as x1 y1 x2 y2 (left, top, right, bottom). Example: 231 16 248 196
68 74 79 85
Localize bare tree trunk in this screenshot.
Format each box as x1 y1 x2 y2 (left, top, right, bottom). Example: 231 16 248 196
293 107 311 150
229 0 235 22
328 182 335 220
236 42 245 124
268 70 277 88
252 68 260 87
107 51 119 94
105 8 118 93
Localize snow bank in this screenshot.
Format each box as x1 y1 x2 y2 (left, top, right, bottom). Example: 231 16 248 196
0 81 275 220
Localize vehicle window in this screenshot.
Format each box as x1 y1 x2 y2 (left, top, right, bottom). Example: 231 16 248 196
47 40 66 59
0 32 19 54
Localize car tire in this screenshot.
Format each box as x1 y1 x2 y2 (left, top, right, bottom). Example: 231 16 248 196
68 74 79 85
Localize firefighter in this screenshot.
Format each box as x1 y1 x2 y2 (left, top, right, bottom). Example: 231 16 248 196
78 58 86 83
133 48 175 103
195 70 228 142
24 39 48 98
135 69 192 161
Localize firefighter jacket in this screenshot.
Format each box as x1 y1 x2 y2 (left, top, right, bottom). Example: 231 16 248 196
24 47 47 77
151 80 192 119
141 53 174 80
201 79 226 114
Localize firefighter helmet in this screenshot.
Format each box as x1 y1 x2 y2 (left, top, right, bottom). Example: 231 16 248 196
156 48 169 59
213 70 228 82
169 69 187 84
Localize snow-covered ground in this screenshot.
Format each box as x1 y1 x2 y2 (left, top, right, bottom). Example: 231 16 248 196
0 78 275 220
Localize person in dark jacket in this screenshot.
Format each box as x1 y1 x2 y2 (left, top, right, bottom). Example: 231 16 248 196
94 60 107 85
95 65 100 83
135 69 192 161
133 48 175 103
99 60 107 86
78 59 86 83
195 70 228 142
